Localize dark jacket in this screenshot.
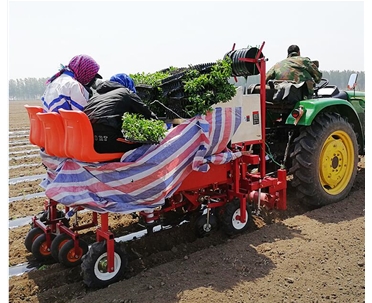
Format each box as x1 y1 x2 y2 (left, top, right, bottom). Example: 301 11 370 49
84 81 157 153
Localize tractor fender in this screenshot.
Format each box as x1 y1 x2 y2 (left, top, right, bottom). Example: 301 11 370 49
285 98 365 154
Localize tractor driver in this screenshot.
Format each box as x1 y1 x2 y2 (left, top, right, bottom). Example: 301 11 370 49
265 44 322 98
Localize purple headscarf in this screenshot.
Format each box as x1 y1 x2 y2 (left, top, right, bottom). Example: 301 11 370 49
68 54 100 85
110 73 137 93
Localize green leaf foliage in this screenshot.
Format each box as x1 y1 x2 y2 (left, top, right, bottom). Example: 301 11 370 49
121 113 167 144
183 58 236 116
130 58 237 118
130 70 171 88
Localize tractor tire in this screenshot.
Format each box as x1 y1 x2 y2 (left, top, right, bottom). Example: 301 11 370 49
81 241 128 288
289 112 358 207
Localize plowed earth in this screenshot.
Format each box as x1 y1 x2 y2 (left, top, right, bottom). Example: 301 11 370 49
8 100 365 303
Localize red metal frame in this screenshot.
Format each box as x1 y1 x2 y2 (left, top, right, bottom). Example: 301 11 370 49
95 41 287 274
96 213 115 271
237 41 267 177
28 41 287 276
30 199 100 256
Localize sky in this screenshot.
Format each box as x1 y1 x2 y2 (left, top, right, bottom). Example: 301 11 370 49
7 0 366 81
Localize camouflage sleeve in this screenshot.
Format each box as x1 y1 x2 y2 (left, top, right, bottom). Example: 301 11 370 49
266 66 275 83
304 58 323 83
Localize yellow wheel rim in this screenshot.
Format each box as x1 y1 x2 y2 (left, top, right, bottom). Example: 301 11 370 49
319 130 355 195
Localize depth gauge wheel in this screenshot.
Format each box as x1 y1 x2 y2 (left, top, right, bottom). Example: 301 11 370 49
31 233 56 261
50 233 71 262
219 198 253 236
24 227 43 252
81 241 128 288
58 239 89 267
193 213 218 238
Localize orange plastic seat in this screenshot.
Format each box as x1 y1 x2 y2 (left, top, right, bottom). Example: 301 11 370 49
24 105 45 148
59 109 124 162
37 112 67 158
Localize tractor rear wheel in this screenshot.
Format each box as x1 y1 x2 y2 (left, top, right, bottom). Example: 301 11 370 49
290 112 358 207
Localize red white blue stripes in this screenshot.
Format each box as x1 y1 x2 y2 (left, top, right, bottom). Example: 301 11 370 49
44 107 242 214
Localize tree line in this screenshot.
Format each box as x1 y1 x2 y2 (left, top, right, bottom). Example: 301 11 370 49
9 70 365 101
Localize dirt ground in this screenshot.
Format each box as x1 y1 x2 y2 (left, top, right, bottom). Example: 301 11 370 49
8 100 365 303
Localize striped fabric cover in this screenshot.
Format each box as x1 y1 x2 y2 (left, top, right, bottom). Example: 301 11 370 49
43 107 242 214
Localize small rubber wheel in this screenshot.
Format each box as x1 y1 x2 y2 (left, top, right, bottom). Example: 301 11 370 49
194 214 218 237
81 241 128 288
31 233 56 261
50 233 71 262
24 227 43 252
58 239 89 267
219 198 253 236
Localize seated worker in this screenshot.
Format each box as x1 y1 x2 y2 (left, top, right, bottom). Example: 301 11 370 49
83 73 158 153
266 44 322 98
84 74 103 98
42 54 101 112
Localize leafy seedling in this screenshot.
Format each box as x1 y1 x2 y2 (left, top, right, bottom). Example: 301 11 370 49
122 113 167 144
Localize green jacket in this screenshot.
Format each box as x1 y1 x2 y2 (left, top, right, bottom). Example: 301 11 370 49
266 52 322 96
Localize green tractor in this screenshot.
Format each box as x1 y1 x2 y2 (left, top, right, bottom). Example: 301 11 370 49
133 44 365 208
250 73 365 207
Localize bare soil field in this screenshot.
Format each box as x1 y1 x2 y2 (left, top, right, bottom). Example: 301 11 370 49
8 100 365 303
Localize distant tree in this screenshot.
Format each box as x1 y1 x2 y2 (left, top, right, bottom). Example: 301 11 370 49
8 71 364 101
8 77 48 100
316 70 364 91
9 79 18 100
230 71 365 92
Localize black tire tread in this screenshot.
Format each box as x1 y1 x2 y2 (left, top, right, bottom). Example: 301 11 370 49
81 241 128 288
58 239 88 267
289 112 358 207
24 227 43 252
31 233 56 261
51 233 72 262
219 198 253 236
